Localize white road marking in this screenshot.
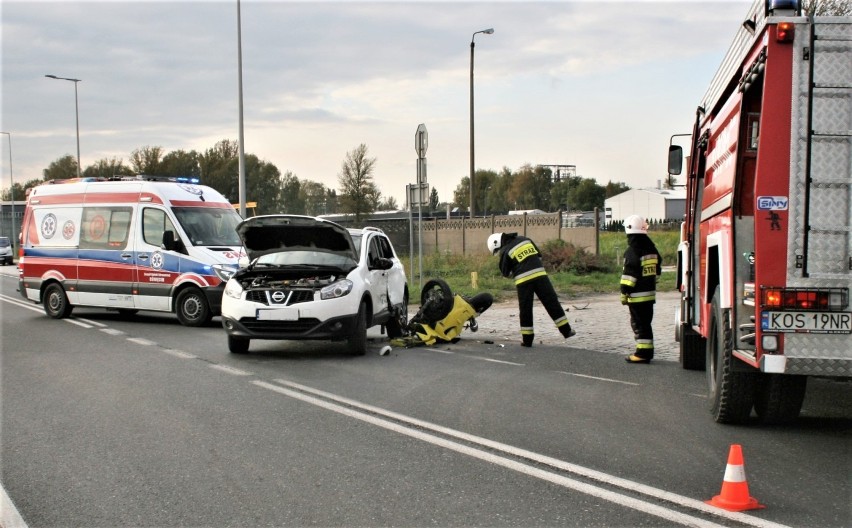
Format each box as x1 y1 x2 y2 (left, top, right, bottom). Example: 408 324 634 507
210 364 252 376
559 371 640 386
126 337 156 346
75 317 107 327
264 379 790 528
423 347 525 366
162 349 198 359
100 328 125 336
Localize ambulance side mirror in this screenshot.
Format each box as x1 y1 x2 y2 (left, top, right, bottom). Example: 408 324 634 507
668 145 683 175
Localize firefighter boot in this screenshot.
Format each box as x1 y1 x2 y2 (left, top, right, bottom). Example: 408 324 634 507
521 334 534 347
560 323 576 339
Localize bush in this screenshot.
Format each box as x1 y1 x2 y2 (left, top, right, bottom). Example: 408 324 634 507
541 239 610 274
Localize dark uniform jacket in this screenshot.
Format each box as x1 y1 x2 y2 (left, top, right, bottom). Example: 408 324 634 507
498 234 547 286
620 234 661 303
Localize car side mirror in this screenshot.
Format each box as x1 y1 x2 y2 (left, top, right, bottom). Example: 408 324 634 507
373 257 393 271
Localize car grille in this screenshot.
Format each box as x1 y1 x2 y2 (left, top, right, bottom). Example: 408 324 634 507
245 289 315 306
239 318 321 335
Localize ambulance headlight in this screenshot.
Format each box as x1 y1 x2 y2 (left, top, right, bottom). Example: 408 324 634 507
213 264 238 282
321 279 353 300
224 279 244 300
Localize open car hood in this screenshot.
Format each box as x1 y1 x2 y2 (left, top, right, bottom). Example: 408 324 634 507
235 215 358 262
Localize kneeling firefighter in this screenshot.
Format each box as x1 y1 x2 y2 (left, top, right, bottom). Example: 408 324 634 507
487 232 576 347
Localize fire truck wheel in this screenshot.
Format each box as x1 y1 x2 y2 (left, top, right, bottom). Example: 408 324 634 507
679 328 706 371
43 282 73 319
754 374 807 424
176 287 212 327
707 287 756 424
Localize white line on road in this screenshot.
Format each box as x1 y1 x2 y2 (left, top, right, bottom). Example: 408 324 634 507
100 328 125 336
74 317 107 327
210 364 252 376
264 379 790 528
161 349 198 359
126 337 156 346
423 347 526 366
559 371 640 386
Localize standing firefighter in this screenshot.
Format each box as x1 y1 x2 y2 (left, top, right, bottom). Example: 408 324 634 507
620 215 661 364
487 232 576 347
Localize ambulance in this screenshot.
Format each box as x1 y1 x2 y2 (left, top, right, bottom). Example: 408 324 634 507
18 176 245 326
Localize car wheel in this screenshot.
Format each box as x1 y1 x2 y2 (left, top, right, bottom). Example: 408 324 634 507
348 303 368 356
385 290 408 338
420 279 454 327
176 287 212 327
43 283 73 319
707 287 756 424
228 335 250 354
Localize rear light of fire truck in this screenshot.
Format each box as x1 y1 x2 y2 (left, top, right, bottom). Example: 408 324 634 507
776 22 795 42
763 287 847 311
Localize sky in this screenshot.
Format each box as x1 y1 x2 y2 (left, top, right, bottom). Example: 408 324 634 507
1 0 754 206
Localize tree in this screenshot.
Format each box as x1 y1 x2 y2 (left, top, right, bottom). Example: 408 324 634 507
802 0 851 15
130 145 164 174
604 181 631 198
452 176 470 213
429 187 439 213
338 144 379 222
378 196 398 210
508 164 550 210
299 180 330 216
42 155 78 181
569 178 607 211
83 157 133 179
160 149 201 178
278 171 305 215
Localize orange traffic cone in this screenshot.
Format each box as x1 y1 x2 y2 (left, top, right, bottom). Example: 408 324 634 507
706 444 765 511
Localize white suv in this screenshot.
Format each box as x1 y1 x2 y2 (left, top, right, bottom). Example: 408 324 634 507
221 215 408 355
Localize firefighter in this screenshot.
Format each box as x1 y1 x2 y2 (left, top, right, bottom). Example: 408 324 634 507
620 215 661 364
487 232 576 347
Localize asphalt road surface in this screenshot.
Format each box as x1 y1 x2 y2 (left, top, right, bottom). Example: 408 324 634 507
1 268 849 527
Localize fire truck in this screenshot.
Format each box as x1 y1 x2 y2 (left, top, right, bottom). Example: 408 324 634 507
669 0 851 424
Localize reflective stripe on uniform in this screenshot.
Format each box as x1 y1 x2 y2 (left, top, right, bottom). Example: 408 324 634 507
635 339 654 350
627 290 656 303
509 241 539 262
620 274 637 287
520 327 534 335
514 267 546 285
554 315 569 327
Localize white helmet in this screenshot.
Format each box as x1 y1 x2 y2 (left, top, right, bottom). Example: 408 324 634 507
624 215 649 234
487 232 504 255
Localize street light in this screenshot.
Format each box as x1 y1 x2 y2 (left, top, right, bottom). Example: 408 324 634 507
470 27 494 218
0 131 15 254
45 74 82 177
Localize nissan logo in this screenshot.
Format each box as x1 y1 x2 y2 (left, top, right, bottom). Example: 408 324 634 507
270 290 288 304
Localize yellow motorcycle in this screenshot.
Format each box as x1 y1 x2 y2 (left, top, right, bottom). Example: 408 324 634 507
393 278 493 347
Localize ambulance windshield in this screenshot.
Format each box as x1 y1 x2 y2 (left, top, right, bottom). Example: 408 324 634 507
173 207 243 247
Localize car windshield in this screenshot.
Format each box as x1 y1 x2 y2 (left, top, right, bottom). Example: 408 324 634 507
0 237 9 248
173 207 243 247
255 250 356 271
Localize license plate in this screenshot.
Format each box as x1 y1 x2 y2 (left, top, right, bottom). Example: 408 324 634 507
256 308 299 321
761 311 852 334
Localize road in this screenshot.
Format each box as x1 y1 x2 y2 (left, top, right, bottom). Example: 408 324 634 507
1 267 849 527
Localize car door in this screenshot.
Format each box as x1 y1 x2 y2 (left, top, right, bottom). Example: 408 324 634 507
365 234 390 319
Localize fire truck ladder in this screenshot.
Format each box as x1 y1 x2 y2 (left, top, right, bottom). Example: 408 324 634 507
801 18 852 279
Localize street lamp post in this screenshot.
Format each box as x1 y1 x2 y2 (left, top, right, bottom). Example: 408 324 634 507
470 27 494 218
45 74 82 177
0 132 15 253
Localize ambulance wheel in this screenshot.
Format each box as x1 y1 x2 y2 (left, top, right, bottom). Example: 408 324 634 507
420 279 453 327
347 303 368 356
43 283 73 319
385 290 408 339
707 287 756 424
176 287 212 327
228 335 250 354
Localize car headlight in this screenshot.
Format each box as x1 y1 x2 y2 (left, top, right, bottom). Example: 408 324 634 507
224 279 244 300
320 279 353 300
212 264 238 282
